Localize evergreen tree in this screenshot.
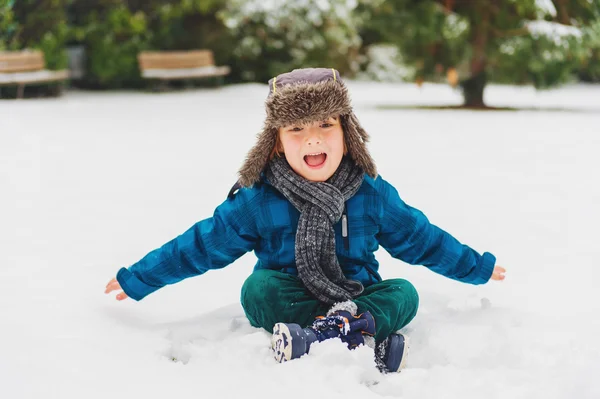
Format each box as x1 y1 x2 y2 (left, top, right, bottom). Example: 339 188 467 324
360 0 599 107
0 0 18 51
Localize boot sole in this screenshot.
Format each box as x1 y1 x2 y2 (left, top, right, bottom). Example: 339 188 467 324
398 335 409 371
387 334 409 372
272 323 308 363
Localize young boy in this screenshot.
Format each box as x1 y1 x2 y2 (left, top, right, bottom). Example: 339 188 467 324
105 68 505 373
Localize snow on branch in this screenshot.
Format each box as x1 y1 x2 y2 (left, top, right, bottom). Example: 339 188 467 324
526 20 583 45
534 0 557 18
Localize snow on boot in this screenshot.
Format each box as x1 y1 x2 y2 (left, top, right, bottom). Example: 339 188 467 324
374 333 409 373
314 310 376 349
271 311 376 363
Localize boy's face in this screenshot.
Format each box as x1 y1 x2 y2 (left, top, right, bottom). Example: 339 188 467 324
278 116 345 182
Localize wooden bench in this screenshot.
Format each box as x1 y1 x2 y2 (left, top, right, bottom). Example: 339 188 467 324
137 50 230 87
0 50 69 99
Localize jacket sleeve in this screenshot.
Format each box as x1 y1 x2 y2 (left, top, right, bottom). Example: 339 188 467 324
375 178 496 285
116 188 260 300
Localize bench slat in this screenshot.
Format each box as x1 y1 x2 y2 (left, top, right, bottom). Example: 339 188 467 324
0 50 45 73
138 50 216 70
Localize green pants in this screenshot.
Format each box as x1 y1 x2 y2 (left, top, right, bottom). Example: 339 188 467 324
241 269 419 342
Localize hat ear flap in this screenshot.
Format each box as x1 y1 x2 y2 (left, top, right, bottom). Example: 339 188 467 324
238 127 278 187
341 113 378 179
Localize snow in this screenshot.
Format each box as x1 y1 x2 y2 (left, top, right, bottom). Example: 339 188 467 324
526 20 583 45
442 13 469 40
2 81 600 398
357 44 415 82
535 0 558 17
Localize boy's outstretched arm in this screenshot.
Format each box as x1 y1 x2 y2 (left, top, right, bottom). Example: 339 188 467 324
375 177 504 285
105 188 260 301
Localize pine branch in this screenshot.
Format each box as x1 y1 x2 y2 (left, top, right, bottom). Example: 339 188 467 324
491 27 530 38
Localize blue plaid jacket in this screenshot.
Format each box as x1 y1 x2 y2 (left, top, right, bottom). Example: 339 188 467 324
117 175 496 300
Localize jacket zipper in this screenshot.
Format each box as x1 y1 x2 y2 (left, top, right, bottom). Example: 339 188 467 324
342 203 349 251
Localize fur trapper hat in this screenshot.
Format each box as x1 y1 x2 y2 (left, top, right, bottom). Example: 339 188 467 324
237 68 377 187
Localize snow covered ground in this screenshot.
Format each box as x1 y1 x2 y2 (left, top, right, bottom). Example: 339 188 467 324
1 81 599 398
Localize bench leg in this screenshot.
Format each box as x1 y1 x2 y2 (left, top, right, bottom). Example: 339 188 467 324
57 81 66 96
17 84 25 99
150 80 169 92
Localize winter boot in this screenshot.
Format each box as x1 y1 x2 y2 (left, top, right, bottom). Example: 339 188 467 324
374 333 409 373
271 311 376 363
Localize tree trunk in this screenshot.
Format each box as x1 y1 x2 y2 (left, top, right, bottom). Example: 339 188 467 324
461 71 486 108
463 1 490 107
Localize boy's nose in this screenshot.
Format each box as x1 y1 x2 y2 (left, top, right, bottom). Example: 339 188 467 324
306 127 321 146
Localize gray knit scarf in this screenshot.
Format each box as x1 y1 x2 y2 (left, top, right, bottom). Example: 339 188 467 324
266 156 365 304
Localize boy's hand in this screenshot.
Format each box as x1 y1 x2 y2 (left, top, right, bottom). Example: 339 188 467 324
490 266 506 281
105 277 129 301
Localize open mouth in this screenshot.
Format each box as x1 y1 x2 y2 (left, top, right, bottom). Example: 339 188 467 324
304 152 327 169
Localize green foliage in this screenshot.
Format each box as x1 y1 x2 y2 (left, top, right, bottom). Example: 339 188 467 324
369 1 471 80
68 0 232 88
580 20 600 81
38 25 70 70
221 0 363 83
493 32 586 87
3 0 597 93
74 5 150 88
0 0 18 51
145 0 234 68
359 0 598 104
3 0 69 69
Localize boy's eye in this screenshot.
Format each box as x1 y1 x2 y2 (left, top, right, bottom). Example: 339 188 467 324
320 123 333 128
289 127 303 132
